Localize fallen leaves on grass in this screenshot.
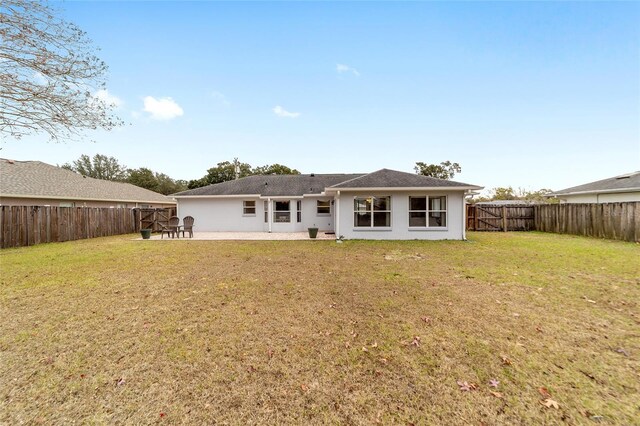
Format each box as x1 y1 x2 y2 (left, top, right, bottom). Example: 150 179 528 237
501 355 512 366
421 316 432 325
582 296 596 304
116 378 125 386
616 348 629 357
411 336 421 347
457 381 478 391
489 379 499 388
540 398 559 409
538 387 552 399
489 391 503 399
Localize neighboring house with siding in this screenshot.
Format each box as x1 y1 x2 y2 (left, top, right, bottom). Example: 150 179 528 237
0 158 176 208
549 171 640 204
173 168 483 240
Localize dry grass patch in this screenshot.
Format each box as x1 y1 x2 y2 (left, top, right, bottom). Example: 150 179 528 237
1 232 639 424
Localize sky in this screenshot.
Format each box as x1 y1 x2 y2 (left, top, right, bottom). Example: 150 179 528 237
2 1 639 193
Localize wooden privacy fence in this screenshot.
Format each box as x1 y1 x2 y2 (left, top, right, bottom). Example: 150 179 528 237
0 206 137 249
467 204 535 232
534 202 639 243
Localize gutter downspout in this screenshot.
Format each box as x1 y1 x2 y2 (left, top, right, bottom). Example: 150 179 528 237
335 191 340 240
267 197 272 233
462 191 467 241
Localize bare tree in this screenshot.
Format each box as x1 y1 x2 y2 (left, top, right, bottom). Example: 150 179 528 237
0 0 123 142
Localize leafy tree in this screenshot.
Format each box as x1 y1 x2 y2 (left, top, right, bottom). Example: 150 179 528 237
187 159 300 189
414 161 461 180
491 186 518 200
62 154 128 181
126 167 157 191
0 0 123 142
154 172 186 195
127 168 186 195
252 163 300 175
188 160 253 189
473 187 558 203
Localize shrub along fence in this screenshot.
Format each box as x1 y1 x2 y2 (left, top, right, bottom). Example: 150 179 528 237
0 206 138 249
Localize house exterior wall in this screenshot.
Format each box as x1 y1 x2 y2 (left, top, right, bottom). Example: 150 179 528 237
335 190 466 240
0 196 174 209
176 196 336 233
301 196 334 232
177 197 265 232
176 191 466 240
558 192 640 203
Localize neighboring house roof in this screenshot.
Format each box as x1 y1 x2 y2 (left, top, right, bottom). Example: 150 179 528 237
328 168 481 190
0 158 176 204
550 171 640 196
173 168 482 197
173 174 364 197
476 200 538 205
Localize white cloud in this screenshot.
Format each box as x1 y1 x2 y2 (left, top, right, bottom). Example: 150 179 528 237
211 91 230 107
94 89 122 108
336 63 360 77
272 105 300 118
143 96 184 120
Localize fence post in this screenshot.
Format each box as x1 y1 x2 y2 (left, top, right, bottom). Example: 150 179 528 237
502 206 507 232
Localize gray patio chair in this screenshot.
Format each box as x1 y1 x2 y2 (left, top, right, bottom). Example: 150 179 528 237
180 216 194 238
161 216 180 239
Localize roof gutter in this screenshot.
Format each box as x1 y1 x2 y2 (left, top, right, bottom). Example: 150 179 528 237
547 187 640 197
0 193 176 204
324 186 484 192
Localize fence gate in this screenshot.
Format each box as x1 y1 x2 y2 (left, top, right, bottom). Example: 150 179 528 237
467 204 535 232
136 208 175 232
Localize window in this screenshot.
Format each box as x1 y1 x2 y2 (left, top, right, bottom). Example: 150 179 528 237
354 196 391 227
297 200 302 223
317 200 331 215
273 201 291 223
264 200 268 223
409 196 447 228
243 200 256 215
59 202 75 207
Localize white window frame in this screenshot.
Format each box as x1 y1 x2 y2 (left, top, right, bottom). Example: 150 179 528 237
353 196 391 228
273 200 291 223
408 195 448 229
296 200 302 223
316 200 331 216
264 200 269 223
243 200 256 216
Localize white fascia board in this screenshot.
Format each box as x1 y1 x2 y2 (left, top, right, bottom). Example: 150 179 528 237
0 193 176 204
259 195 304 200
173 194 261 199
549 187 640 197
324 186 483 192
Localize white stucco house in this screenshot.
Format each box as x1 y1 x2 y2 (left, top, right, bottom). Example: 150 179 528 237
173 169 483 240
549 171 640 204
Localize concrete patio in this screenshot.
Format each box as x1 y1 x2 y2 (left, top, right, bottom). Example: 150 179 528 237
137 231 335 241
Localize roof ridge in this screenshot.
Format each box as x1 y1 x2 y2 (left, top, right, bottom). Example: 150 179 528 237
327 169 383 187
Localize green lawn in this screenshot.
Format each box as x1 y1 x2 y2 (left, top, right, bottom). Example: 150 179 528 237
1 232 638 424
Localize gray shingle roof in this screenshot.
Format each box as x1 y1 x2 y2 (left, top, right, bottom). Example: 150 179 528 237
0 159 176 204
329 168 480 189
551 171 640 195
174 174 364 197
174 168 482 197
